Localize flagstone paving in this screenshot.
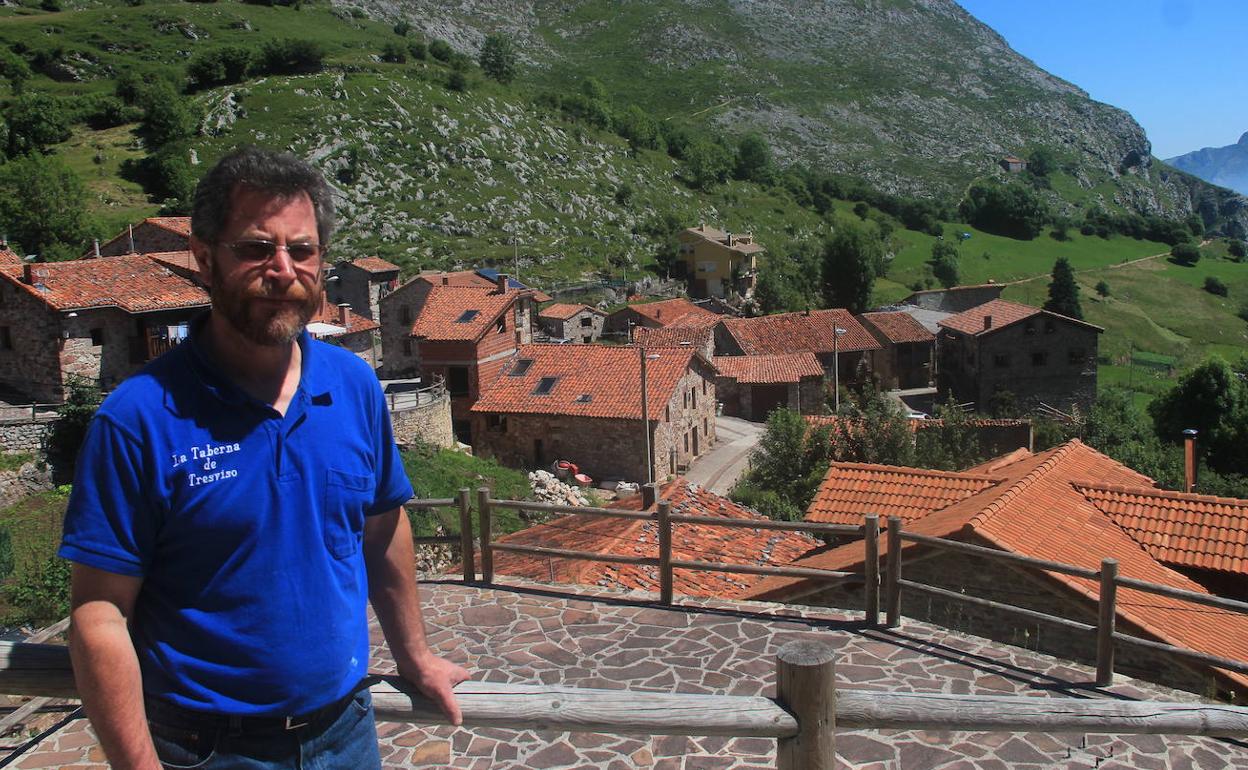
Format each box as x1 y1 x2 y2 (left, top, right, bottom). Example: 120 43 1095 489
11 578 1248 768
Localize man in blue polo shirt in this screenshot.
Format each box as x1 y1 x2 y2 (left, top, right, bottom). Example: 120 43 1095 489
60 146 468 768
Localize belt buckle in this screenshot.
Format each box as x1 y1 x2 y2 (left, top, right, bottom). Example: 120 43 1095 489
284 715 309 730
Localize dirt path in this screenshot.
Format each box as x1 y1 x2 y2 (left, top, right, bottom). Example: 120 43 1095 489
1001 239 1211 287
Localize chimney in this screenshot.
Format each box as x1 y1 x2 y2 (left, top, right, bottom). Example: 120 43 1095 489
93 239 100 259
441 273 449 286
22 264 33 285
642 482 658 509
1183 429 1198 493
338 303 350 325
983 315 993 330
495 273 509 294
128 224 135 254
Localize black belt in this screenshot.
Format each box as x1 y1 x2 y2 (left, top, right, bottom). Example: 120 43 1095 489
145 689 358 734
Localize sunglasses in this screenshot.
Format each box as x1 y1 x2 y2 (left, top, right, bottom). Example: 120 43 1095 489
220 240 326 263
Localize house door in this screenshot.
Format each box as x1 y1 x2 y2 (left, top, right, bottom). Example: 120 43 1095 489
692 427 700 456
534 438 545 468
750 384 789 421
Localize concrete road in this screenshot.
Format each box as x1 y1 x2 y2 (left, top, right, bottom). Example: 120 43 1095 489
683 416 765 495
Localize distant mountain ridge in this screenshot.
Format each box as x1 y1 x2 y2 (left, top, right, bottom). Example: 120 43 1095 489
1166 133 1248 197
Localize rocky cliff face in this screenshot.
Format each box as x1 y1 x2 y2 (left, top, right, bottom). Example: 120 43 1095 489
352 0 1247 234
1166 132 1248 197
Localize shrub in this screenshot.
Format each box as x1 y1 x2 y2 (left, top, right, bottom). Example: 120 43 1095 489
1095 279 1110 297
46 378 103 468
139 84 199 147
1204 276 1228 296
428 39 453 62
1230 239 1247 260
380 40 407 63
5 93 71 155
257 38 326 75
407 41 427 60
1171 242 1201 265
1238 304 1248 324
958 180 1050 240
392 20 410 36
187 45 253 90
446 69 467 92
478 33 516 84
4 554 70 625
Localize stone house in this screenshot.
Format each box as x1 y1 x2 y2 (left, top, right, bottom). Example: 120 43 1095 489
536 303 605 343
306 295 381 366
0 255 209 402
1000 155 1027 173
746 440 1248 700
95 217 191 257
675 224 763 299
488 478 819 597
715 309 881 389
713 353 826 421
902 283 1005 313
471 344 718 483
327 256 401 321
937 299 1101 414
859 311 935 390
379 276 535 443
604 297 718 336
632 321 716 360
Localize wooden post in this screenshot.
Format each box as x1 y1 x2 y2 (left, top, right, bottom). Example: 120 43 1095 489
776 640 836 770
863 515 880 626
657 498 673 605
458 488 474 583
885 516 902 628
477 487 493 584
1096 558 1119 686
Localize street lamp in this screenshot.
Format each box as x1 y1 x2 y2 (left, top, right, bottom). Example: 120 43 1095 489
833 326 847 412
639 347 661 484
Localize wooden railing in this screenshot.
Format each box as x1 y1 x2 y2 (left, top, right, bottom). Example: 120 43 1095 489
4 639 1248 770
427 486 1248 692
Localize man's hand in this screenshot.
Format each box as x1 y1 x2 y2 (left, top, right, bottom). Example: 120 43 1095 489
397 651 471 725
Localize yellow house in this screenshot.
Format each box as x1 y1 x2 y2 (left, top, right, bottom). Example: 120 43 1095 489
677 224 763 299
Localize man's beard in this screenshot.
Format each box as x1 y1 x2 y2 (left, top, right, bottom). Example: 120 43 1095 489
211 278 320 346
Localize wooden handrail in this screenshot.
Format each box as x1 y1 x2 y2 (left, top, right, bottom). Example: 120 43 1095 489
1116 575 1248 614
666 514 861 537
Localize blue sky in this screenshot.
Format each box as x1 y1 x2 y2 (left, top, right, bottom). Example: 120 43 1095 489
955 0 1248 159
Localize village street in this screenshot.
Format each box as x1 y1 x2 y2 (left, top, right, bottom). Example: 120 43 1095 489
682 415 765 494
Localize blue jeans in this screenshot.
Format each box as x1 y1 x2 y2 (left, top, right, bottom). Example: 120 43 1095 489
146 689 382 770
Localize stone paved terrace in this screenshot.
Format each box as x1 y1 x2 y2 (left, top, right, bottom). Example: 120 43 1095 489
11 578 1248 769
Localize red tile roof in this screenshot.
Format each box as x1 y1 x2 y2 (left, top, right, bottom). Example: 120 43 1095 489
720 309 880 356
0 254 209 313
539 303 598 321
489 479 818 598
1075 483 1248 575
416 269 497 288
746 440 1248 690
145 216 192 236
146 250 202 278
938 299 1102 336
627 298 717 327
351 256 401 274
0 247 22 266
806 462 1001 524
633 324 713 350
471 344 698 420
713 353 824 384
310 295 380 335
410 286 518 342
682 224 766 255
860 311 935 344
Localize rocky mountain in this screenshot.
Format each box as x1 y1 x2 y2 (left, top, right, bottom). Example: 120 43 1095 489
348 0 1247 236
1166 133 1248 197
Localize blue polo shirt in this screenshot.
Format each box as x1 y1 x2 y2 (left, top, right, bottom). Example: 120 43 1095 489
59 320 413 716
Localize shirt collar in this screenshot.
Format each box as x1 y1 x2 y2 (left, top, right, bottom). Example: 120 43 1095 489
183 313 333 407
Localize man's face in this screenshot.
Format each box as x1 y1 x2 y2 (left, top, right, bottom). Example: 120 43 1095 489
192 186 324 347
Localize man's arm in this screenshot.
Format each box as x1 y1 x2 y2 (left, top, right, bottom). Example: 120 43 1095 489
363 507 470 725
67 563 161 770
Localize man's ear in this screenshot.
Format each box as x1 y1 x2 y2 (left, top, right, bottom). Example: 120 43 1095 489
189 235 214 287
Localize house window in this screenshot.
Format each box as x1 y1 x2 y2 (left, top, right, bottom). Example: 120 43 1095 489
703 418 708 435
90 328 105 346
684 432 690 452
510 359 533 376
691 387 697 409
533 376 558 396
486 414 506 431
993 353 1010 368
580 316 592 328
1068 349 1085 365
401 306 412 325
1031 351 1048 367
665 405 670 422
0 326 11 351
447 366 470 396
456 309 480 323
575 393 592 403
683 391 688 408
496 317 506 334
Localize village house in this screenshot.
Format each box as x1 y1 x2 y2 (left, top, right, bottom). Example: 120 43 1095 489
536 303 606 343
471 344 717 483
379 276 535 443
859 310 935 390
713 353 826 420
632 321 716 360
604 297 718 337
715 309 881 390
1000 155 1027 173
675 224 763 299
305 295 381 366
748 440 1248 699
902 283 1006 314
94 216 191 257
937 299 1101 414
327 256 401 321
0 254 209 402
487 479 819 597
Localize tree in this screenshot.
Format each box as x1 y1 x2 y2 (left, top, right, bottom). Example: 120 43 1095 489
5 93 71 155
428 39 453 62
614 105 661 151
929 241 960 288
380 40 408 63
139 83 199 147
1204 276 1228 297
730 408 832 520
478 33 516 84
821 221 881 313
825 386 914 466
914 399 987 471
446 69 468 91
1026 147 1057 177
186 46 253 90
46 377 103 468
734 133 771 184
392 20 411 36
1171 242 1201 266
1229 239 1246 260
1095 280 1110 297
1043 257 1082 319
0 154 92 259
682 137 732 190
257 38 326 75
1083 389 1180 487
0 49 31 94
958 180 1050 240
1148 357 1248 476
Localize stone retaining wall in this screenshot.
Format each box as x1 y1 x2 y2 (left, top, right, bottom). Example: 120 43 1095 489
0 459 53 511
0 419 54 455
390 388 455 449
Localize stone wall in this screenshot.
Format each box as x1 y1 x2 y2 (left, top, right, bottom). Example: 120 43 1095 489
390 388 455 449
473 412 652 482
0 417 54 455
98 222 188 256
0 458 53 512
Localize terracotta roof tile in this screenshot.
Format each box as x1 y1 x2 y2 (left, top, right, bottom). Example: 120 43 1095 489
416 269 496 288
721 309 880 356
0 247 22 266
490 479 818 598
744 440 1248 690
806 462 1001 524
410 286 518 342
539 303 599 321
471 343 698 420
145 216 192 236
860 311 935 344
634 324 713 350
938 299 1102 336
146 250 201 277
682 225 766 255
351 256 401 273
1076 483 1248 575
627 298 718 327
0 254 208 313
713 353 824 384
309 295 379 335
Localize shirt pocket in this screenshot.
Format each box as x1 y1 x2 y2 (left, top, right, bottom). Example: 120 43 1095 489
323 469 374 559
